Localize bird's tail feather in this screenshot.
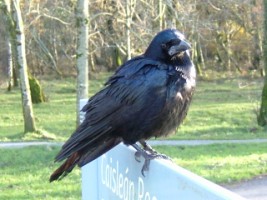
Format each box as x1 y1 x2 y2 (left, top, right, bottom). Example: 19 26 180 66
78 137 121 167
50 137 121 182
49 152 80 182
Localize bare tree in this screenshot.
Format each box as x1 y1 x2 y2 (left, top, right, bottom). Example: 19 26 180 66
0 0 265 77
13 0 36 132
7 36 14 90
125 0 136 60
6 0 14 90
1 0 16 90
76 0 89 126
258 0 267 126
126 0 131 60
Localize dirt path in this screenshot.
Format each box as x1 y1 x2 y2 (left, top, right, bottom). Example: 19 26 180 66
147 139 267 146
224 175 267 200
0 141 62 148
1 138 267 148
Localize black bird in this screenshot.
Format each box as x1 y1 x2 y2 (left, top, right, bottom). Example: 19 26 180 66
50 29 196 182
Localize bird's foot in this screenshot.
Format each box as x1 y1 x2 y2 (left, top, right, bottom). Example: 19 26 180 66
138 140 171 160
132 144 171 176
139 140 157 154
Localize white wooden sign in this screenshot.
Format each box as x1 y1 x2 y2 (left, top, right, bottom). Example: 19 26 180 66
82 144 246 200
80 99 246 200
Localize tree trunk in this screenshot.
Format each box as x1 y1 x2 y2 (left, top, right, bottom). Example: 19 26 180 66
6 0 14 91
251 0 264 76
29 74 45 104
257 0 267 126
76 0 89 126
158 0 163 30
126 0 131 60
13 0 36 132
258 76 267 126
192 40 202 77
1 0 15 90
7 31 14 91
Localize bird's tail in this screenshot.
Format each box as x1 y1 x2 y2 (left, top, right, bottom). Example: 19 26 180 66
49 152 80 182
49 137 121 182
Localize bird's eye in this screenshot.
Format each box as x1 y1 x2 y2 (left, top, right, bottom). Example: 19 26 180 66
161 39 181 51
169 39 181 45
161 43 167 49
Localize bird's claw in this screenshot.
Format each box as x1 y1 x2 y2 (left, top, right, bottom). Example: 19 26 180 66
141 158 150 176
132 144 172 176
140 152 172 176
134 151 142 162
155 153 172 161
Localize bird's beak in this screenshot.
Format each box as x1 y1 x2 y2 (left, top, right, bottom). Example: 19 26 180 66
168 40 191 57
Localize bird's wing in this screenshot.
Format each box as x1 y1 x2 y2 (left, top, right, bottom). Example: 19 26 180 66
54 57 168 163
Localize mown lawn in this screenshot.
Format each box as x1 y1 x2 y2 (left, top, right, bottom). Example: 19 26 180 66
0 146 81 200
155 143 267 184
172 78 267 140
0 75 266 141
0 75 266 199
0 143 267 199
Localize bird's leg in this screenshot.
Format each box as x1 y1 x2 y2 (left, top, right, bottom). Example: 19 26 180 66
139 140 171 160
132 144 154 176
131 143 171 176
139 139 157 154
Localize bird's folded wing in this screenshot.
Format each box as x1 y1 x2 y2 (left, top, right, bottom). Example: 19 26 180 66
55 58 169 162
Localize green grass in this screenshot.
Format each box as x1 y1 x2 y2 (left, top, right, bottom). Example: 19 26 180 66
0 75 266 141
0 74 110 141
154 142 267 184
170 78 267 140
1 75 266 199
0 143 266 199
0 146 80 200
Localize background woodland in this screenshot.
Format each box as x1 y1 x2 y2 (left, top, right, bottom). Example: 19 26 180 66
0 0 264 79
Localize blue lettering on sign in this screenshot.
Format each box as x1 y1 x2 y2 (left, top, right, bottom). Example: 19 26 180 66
100 154 158 200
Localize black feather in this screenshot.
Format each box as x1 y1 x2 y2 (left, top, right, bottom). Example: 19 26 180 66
50 29 196 181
